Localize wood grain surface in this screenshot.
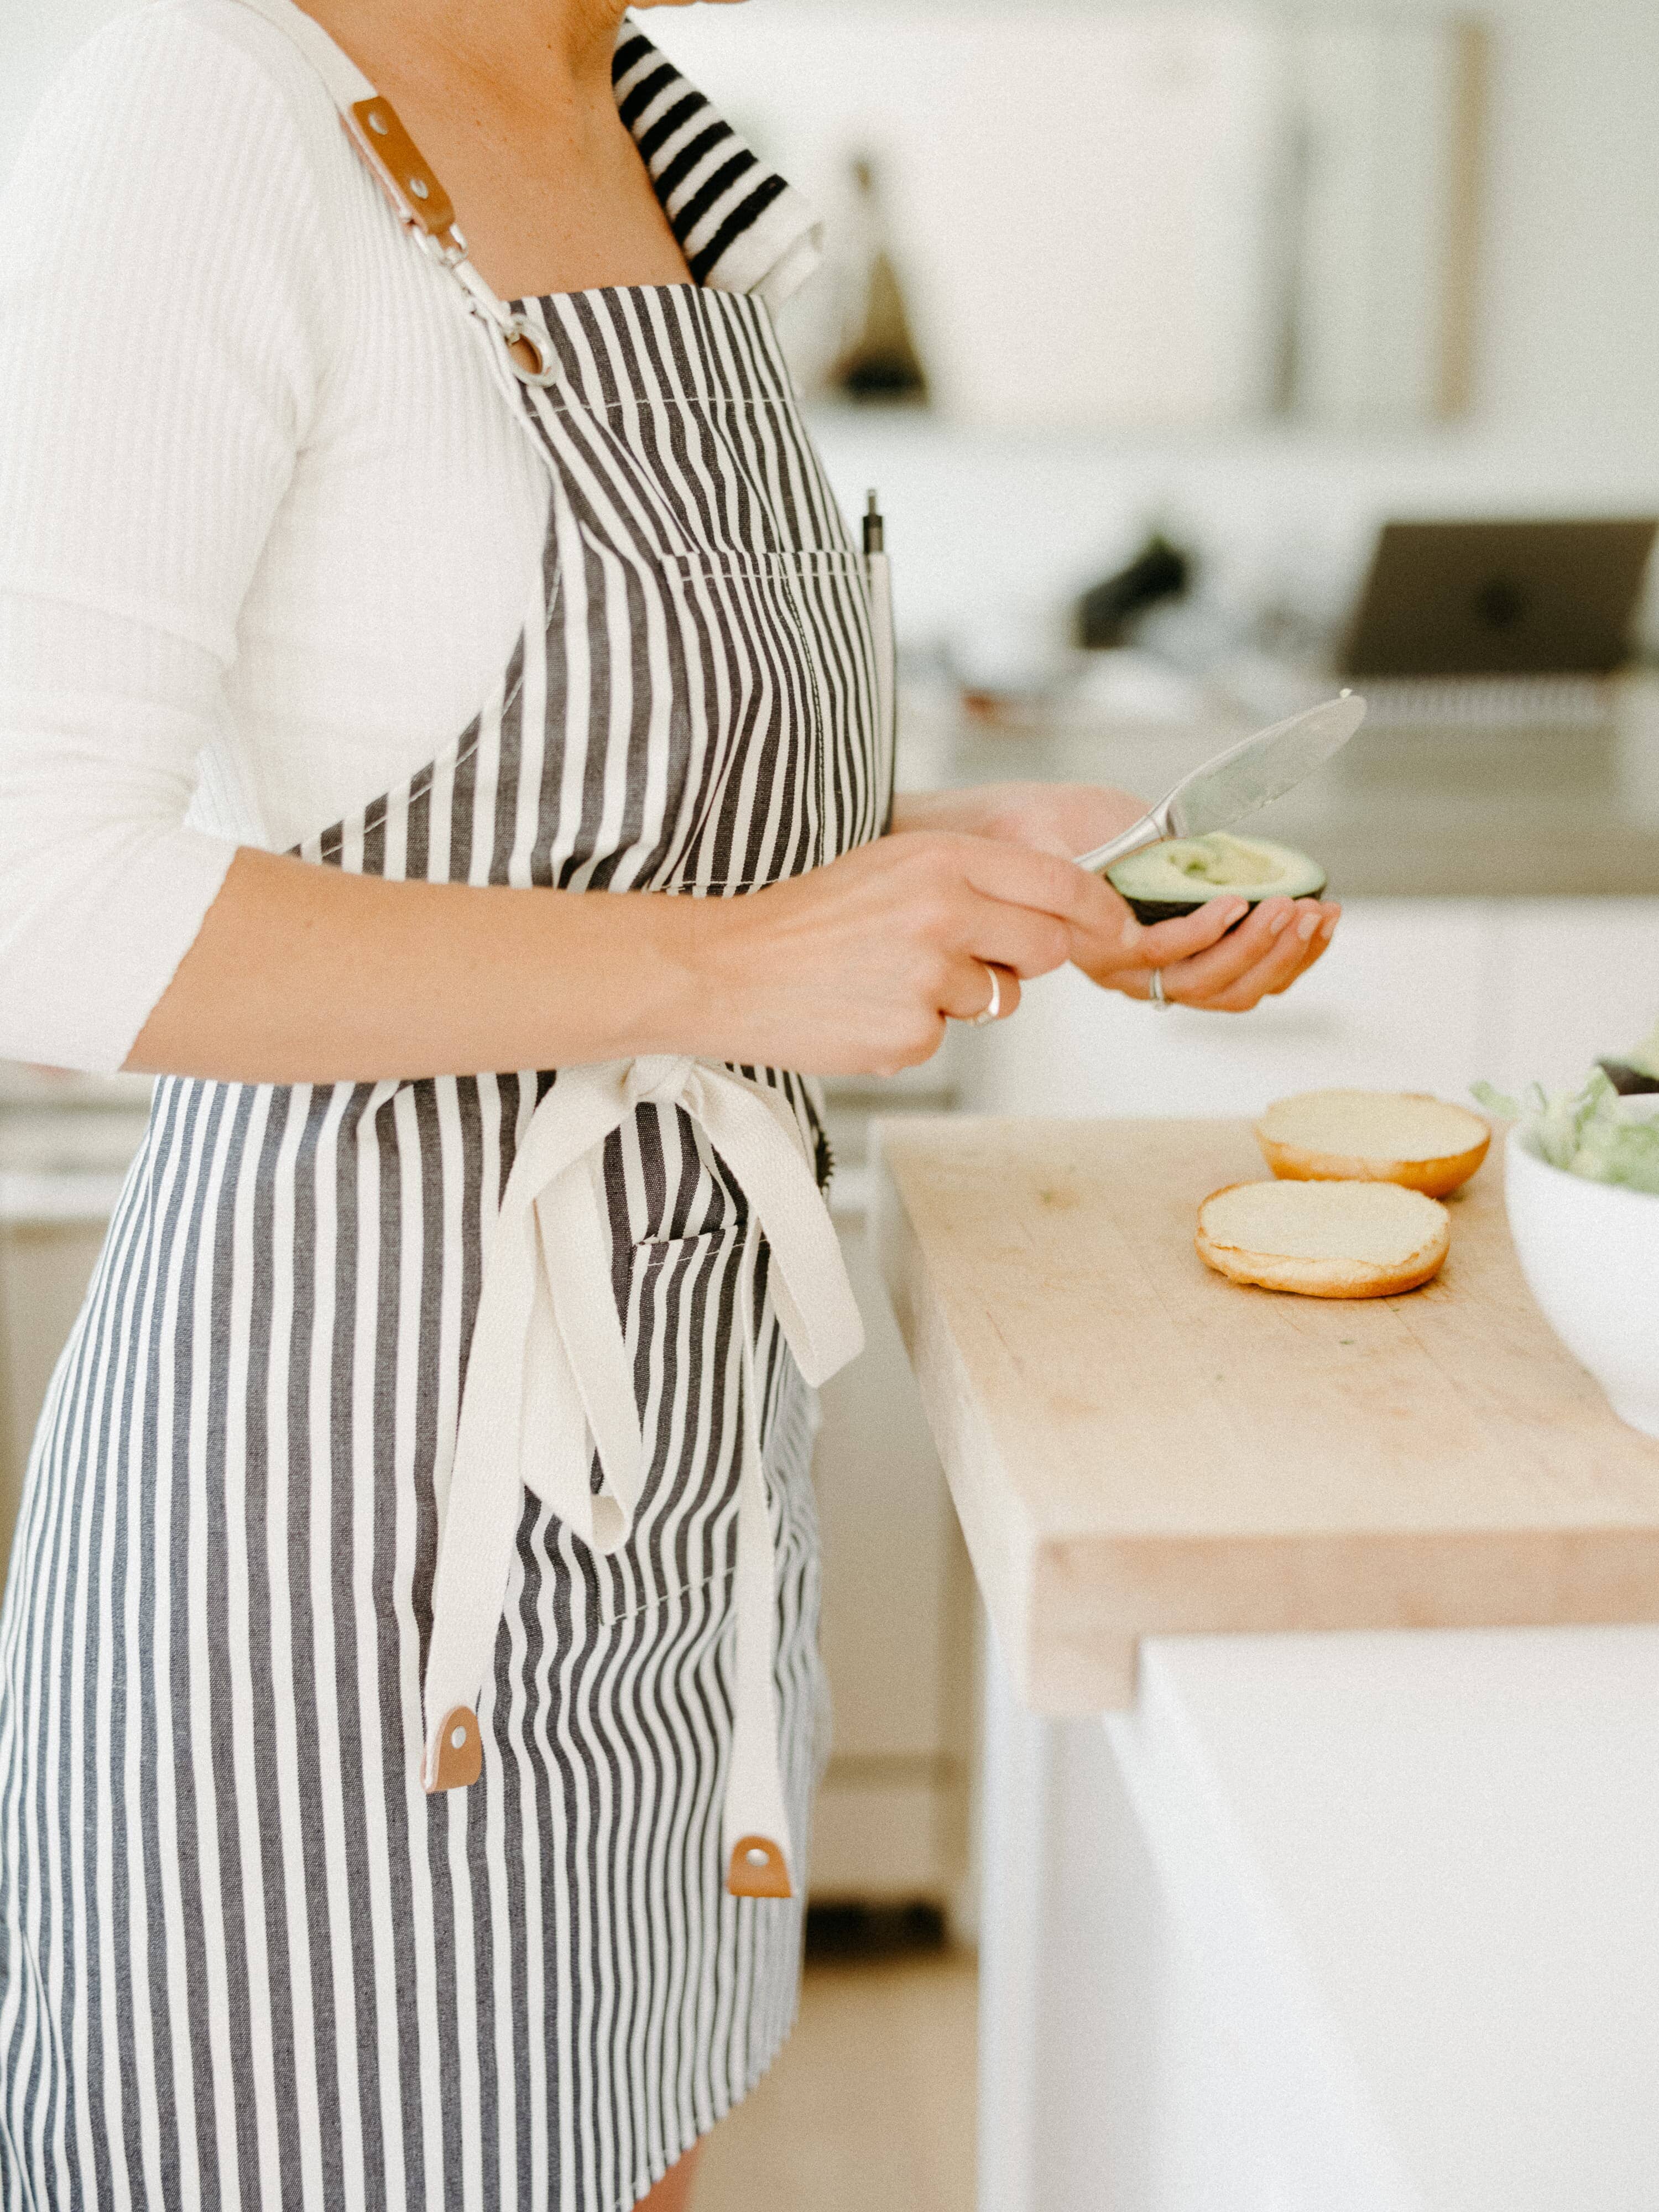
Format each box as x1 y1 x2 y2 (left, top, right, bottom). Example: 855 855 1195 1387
874 1117 1659 1714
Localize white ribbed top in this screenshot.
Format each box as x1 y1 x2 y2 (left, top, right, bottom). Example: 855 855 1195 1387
0 0 552 1070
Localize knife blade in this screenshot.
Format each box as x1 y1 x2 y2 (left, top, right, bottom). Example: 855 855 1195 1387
1073 692 1367 876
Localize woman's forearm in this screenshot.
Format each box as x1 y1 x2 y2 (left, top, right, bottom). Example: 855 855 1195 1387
125 848 702 1083
124 831 1136 1087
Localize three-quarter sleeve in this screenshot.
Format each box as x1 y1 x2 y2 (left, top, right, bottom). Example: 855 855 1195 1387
0 8 338 1071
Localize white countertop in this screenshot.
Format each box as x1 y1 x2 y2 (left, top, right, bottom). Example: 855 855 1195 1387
906 668 1659 898
1107 1625 1659 2212
0 1099 149 1224
0 1170 135 1224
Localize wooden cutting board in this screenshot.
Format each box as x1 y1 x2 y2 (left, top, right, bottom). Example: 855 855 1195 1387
874 1116 1659 1714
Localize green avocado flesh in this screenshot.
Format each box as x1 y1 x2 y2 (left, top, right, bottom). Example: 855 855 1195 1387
1107 833 1327 924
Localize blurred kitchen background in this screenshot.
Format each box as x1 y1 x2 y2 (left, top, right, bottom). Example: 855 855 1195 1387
5 2 1659 2205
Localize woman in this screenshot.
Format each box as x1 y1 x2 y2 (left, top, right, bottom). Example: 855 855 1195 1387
0 0 1338 2203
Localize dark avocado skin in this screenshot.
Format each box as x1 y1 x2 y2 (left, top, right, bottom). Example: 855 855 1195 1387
1599 1058 1659 1096
1125 871 1328 928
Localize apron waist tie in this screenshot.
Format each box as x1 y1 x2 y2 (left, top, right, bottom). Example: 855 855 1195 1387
420 1056 864 1901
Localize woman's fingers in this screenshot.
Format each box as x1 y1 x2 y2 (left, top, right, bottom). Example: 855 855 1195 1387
890 834 1119 980
941 957 1021 1024
1196 936 1322 1010
1160 898 1310 997
1103 899 1340 1013
1108 897 1250 973
1171 901 1339 1009
963 890 1076 979
1071 890 1249 982
952 836 1130 944
1266 910 1340 996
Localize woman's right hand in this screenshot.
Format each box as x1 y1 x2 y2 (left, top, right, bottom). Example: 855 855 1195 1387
675 832 1220 1077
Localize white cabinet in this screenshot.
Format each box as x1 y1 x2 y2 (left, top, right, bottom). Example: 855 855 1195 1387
0 1215 109 1554
0 1083 152 1562
810 1064 975 1911
985 1628 1659 2212
810 1211 974 1905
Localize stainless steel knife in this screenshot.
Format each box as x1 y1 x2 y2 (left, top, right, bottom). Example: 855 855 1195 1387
1072 691 1368 875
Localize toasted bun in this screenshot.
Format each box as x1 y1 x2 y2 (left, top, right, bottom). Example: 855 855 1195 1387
1196 1178 1450 1298
1254 1089 1490 1198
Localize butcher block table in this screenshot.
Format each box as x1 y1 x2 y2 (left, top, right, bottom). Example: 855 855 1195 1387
874 1115 1659 2212
875 1113 1659 1710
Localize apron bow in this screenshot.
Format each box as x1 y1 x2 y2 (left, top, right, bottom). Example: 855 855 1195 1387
420 1056 864 1900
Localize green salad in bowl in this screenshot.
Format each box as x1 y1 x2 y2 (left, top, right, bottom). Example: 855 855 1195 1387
1482 1026 1659 1438
1473 1068 1659 1194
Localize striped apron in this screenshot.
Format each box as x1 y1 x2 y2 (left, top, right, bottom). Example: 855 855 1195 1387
0 16 894 2208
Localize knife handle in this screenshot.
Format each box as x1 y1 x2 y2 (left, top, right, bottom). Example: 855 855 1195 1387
1073 806 1168 877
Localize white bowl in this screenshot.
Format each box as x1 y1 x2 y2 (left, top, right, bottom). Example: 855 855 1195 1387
1504 1110 1659 1438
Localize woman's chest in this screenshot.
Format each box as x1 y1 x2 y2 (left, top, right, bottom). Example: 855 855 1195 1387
498 286 891 890
213 270 891 895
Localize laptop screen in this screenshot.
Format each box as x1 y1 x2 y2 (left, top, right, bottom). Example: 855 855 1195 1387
1340 519 1657 677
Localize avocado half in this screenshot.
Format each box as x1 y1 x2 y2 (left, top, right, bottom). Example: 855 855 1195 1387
1106 832 1327 925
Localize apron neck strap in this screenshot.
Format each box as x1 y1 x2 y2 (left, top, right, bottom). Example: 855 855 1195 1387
229 0 560 387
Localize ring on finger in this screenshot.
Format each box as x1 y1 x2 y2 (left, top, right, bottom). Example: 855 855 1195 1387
1148 967 1176 1012
964 962 1002 1027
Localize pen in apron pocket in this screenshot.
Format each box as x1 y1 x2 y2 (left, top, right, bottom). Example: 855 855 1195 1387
864 490 897 831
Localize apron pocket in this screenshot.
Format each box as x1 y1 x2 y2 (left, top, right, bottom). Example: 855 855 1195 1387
594 1219 750 1626
650 546 890 892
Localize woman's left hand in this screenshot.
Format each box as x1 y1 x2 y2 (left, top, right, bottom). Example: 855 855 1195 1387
890 781 1340 1012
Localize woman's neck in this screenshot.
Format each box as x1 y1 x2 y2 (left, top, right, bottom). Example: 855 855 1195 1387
310 0 631 115
301 0 695 300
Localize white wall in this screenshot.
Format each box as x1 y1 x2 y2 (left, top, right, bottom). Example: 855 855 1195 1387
1473 0 1659 454
682 0 1659 452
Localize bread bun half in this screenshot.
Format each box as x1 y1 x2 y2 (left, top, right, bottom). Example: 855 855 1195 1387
1255 1089 1490 1198
1196 1178 1450 1298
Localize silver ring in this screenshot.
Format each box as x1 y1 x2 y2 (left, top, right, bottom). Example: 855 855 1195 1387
1148 967 1175 1011
967 963 1001 1027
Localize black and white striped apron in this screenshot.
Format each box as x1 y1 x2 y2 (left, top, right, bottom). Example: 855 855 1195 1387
0 15 894 2206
